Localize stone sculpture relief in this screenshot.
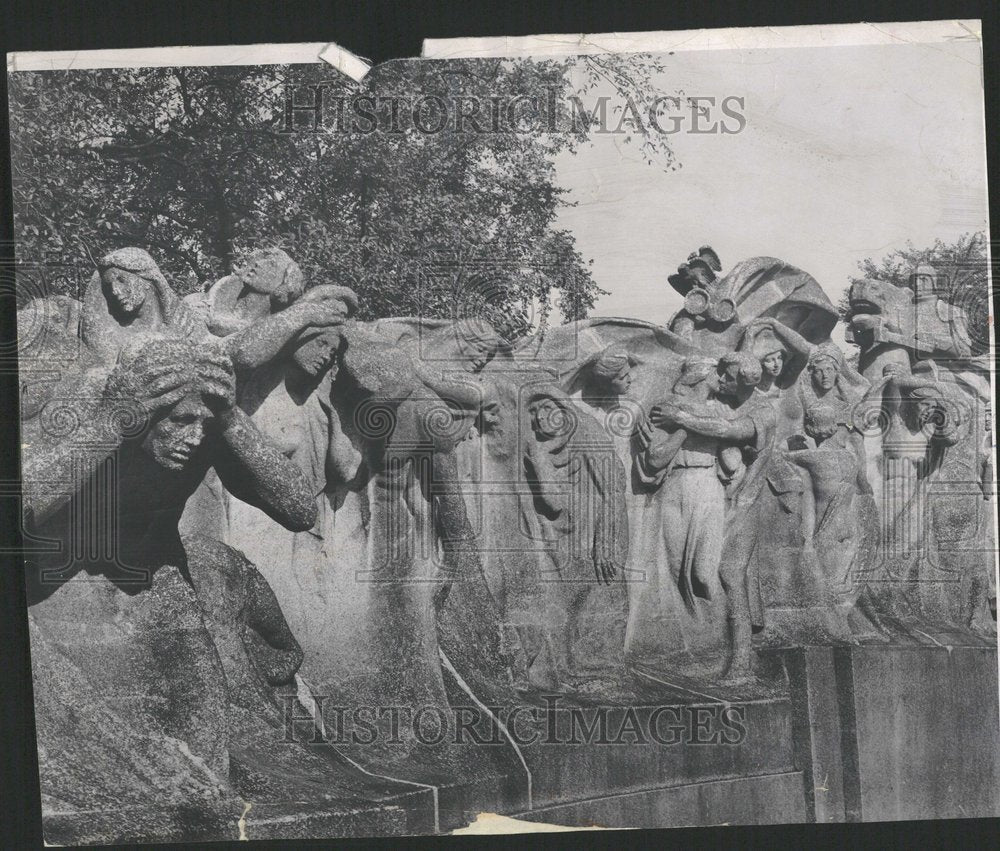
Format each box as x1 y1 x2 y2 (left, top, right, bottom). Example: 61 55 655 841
17 244 996 841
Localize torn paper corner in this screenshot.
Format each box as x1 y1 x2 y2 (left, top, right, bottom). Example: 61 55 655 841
318 42 372 83
451 813 610 834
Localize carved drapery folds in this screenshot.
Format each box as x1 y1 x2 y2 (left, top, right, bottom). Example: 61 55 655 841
18 244 996 839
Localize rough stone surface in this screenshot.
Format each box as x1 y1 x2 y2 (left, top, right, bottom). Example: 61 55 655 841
17 246 997 841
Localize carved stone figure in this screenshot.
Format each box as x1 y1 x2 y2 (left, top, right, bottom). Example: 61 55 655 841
81 248 205 364
770 403 874 641
749 317 868 434
856 363 975 631
846 272 972 381
522 384 629 693
625 356 736 676
665 254 840 356
199 247 306 337
22 335 321 835
454 377 555 693
842 267 993 638
650 351 775 682
666 245 737 341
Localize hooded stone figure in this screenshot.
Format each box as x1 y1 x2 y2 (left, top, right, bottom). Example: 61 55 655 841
81 247 204 364
589 344 632 393
522 383 630 692
453 377 555 693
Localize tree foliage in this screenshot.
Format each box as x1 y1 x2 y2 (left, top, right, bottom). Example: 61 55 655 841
9 55 673 339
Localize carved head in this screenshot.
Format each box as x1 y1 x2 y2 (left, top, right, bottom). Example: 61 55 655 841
142 392 217 470
904 385 947 434
762 349 786 379
674 356 719 396
527 386 576 442
716 351 762 401
293 326 342 378
235 248 304 306
591 345 632 395
807 343 844 393
117 337 232 471
480 398 502 433
478 381 503 434
98 248 165 316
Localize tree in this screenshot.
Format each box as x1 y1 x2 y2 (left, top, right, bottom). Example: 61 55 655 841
838 232 991 355
9 55 676 340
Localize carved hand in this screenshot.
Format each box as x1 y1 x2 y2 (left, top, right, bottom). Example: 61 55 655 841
102 356 192 424
288 300 347 328
196 349 237 414
595 556 618 585
649 402 681 428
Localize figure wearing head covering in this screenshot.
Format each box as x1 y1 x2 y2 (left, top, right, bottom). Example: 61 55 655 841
589 344 633 396
82 247 203 364
523 384 629 690
739 323 792 397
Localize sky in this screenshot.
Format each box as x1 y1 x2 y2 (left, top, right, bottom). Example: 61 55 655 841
551 38 989 344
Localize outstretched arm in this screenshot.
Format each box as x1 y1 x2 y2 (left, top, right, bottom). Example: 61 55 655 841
652 402 757 443
224 301 344 371
213 405 318 532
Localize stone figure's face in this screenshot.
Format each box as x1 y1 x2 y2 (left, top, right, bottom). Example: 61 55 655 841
529 397 563 439
716 365 741 399
914 398 941 431
467 344 494 373
761 350 785 378
142 393 213 470
607 365 632 395
293 329 340 378
103 268 150 315
810 359 838 392
480 401 502 433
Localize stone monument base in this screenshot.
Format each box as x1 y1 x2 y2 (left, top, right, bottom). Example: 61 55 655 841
39 644 999 839
776 643 999 823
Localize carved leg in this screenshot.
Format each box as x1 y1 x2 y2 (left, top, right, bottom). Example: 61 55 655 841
549 580 589 686
564 582 592 677
719 559 753 684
